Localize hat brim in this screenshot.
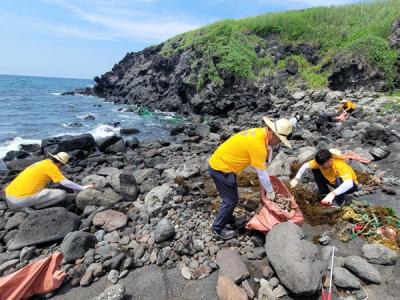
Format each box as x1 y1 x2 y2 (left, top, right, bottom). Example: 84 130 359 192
47 152 67 165
263 116 292 148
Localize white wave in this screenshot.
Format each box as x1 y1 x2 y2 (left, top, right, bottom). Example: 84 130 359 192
0 137 41 159
51 92 62 96
90 124 120 139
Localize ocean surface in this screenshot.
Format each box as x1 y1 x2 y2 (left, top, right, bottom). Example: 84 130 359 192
0 74 177 158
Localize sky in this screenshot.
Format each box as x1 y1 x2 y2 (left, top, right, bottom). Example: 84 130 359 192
0 0 367 79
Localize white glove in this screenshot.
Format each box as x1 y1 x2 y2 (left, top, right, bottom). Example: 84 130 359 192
321 192 335 206
266 191 276 200
83 184 96 190
290 178 299 188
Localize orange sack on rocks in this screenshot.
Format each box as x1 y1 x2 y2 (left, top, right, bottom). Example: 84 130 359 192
0 252 66 300
246 176 304 234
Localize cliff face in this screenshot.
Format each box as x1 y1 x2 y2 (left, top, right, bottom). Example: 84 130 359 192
92 3 400 116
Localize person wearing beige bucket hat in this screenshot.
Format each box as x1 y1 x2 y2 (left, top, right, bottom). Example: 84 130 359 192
208 117 294 240
4 152 95 210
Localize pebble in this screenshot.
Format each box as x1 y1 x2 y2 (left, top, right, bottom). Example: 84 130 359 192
107 270 119 284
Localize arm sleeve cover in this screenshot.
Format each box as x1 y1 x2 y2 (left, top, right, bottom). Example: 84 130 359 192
256 168 273 193
60 179 84 191
295 163 311 180
333 180 353 196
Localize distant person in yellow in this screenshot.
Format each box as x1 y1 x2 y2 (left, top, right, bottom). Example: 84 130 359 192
5 152 94 210
208 117 294 240
290 149 358 207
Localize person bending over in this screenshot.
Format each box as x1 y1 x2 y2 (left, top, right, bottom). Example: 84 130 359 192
4 152 94 210
208 117 294 240
290 149 358 206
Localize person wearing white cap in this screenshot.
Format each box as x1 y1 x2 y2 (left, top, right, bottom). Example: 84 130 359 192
4 152 94 210
208 117 294 240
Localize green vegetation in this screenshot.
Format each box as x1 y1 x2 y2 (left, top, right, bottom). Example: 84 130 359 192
161 0 400 90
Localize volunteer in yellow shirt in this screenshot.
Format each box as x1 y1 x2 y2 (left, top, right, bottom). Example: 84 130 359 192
290 149 358 206
208 117 294 240
5 152 94 210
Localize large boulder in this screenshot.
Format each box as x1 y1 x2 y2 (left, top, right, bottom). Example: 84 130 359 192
60 231 97 263
144 184 173 213
42 134 96 152
362 244 398 266
265 222 324 296
96 136 121 152
6 157 41 173
76 188 122 208
344 256 381 284
8 207 80 250
267 152 292 177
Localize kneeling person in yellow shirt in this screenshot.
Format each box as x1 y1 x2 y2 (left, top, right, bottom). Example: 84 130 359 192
290 149 358 206
208 117 294 240
5 152 94 210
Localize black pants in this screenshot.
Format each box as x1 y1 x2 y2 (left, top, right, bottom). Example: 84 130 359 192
312 169 358 205
209 166 239 232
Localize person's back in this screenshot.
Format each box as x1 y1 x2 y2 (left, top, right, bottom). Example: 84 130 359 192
5 159 65 198
209 128 267 174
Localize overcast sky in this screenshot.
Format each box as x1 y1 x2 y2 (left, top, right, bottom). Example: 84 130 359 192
0 0 366 79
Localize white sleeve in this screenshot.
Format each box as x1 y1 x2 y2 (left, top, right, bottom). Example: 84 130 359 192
256 168 273 193
60 179 84 191
333 180 353 196
295 162 311 180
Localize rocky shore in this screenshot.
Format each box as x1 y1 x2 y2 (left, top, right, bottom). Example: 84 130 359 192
0 87 399 299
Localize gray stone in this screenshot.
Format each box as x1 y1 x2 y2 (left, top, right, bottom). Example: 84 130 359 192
108 270 120 284
0 251 20 265
93 284 125 300
325 91 345 104
61 231 97 263
134 168 159 184
362 244 398 265
93 210 128 232
8 207 80 250
216 248 249 284
157 247 171 266
344 256 381 284
291 91 306 100
154 218 175 243
297 147 316 164
356 122 371 130
268 152 291 177
81 263 103 286
310 102 326 114
0 259 19 275
95 230 105 241
20 246 36 262
82 174 108 189
144 184 173 213
265 222 324 296
97 167 120 177
175 163 200 179
333 267 361 289
76 188 122 208
5 212 26 230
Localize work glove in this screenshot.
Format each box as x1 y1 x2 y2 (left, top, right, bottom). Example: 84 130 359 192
320 192 335 206
83 184 96 190
290 178 299 188
266 191 276 201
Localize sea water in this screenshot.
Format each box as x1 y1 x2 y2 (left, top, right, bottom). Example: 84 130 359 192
0 74 175 158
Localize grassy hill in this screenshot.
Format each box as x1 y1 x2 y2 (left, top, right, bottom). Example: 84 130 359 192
161 0 400 90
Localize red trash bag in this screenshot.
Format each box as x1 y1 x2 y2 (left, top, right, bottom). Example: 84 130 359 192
0 252 66 300
246 176 304 234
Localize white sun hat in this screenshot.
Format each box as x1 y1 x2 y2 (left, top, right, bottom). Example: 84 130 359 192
262 116 293 148
48 152 70 165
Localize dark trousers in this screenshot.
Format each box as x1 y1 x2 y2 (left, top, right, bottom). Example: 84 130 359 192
312 169 358 205
209 166 239 231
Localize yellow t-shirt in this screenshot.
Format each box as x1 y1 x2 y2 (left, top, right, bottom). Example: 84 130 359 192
339 101 356 112
209 128 268 173
5 159 65 197
308 157 358 185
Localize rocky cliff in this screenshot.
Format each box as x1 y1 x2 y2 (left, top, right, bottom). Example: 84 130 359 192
90 2 400 116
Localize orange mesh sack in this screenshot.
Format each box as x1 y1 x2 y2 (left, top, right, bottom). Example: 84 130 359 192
246 176 304 234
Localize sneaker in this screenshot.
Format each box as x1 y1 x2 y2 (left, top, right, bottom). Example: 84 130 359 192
212 228 236 240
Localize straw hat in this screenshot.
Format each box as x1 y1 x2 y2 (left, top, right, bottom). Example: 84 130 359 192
48 152 70 165
263 116 293 148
